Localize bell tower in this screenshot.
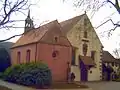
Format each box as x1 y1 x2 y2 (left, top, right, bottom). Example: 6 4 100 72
24 10 34 33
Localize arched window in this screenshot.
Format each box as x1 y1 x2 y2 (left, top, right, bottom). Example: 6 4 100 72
84 31 87 38
17 52 21 64
91 51 96 60
26 50 31 63
72 49 76 65
82 43 88 56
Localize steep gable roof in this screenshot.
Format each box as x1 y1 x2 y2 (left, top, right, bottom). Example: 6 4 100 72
115 58 120 64
60 13 103 47
40 23 71 46
102 51 117 63
12 20 72 48
60 14 85 35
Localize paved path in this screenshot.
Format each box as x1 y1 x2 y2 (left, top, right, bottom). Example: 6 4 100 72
0 80 92 90
85 81 120 90
0 80 33 90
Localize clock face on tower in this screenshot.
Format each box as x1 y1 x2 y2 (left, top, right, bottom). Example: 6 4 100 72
82 43 88 56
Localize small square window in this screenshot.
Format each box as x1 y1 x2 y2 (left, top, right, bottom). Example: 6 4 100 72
54 37 58 42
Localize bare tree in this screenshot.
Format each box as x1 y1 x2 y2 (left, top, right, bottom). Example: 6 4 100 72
113 48 120 58
2 0 120 42
64 0 120 34
0 0 38 42
73 0 120 15
0 0 30 28
0 20 49 42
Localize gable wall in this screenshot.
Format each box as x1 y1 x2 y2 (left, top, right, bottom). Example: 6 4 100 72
67 15 103 81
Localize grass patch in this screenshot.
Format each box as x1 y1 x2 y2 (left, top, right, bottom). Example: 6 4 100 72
0 85 11 90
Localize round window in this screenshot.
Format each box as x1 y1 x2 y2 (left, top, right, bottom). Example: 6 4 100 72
90 71 92 73
52 51 59 58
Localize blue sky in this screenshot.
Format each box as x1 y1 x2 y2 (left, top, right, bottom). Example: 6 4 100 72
0 0 120 56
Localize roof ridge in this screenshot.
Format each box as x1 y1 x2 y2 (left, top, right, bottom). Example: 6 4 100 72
12 20 62 48
34 20 59 30
60 14 85 24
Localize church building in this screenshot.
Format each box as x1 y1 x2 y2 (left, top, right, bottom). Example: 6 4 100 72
60 13 103 81
11 10 103 82
11 10 72 82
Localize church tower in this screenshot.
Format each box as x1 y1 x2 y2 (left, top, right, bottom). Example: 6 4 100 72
24 10 34 33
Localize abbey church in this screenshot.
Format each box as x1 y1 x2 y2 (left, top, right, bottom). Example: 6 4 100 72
11 10 103 81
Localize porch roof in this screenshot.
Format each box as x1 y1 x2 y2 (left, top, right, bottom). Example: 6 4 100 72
80 55 95 66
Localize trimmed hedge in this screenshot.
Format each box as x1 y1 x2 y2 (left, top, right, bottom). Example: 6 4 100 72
3 62 52 88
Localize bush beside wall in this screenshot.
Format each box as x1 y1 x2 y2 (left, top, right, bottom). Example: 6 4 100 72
3 62 52 88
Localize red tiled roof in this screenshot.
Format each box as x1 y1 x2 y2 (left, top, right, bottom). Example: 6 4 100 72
102 51 117 63
80 55 95 65
12 20 72 48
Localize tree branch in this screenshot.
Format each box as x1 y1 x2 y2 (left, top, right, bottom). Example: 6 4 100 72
107 0 120 14
95 18 120 37
0 33 23 42
113 48 120 58
0 0 29 27
0 20 49 42
95 19 120 29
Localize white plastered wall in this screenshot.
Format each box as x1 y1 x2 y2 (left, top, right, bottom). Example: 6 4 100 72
66 14 102 81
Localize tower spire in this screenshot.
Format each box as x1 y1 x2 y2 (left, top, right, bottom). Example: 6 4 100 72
28 9 30 18
24 9 34 33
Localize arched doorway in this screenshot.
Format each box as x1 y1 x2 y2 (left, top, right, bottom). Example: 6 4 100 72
79 55 88 81
79 55 95 81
